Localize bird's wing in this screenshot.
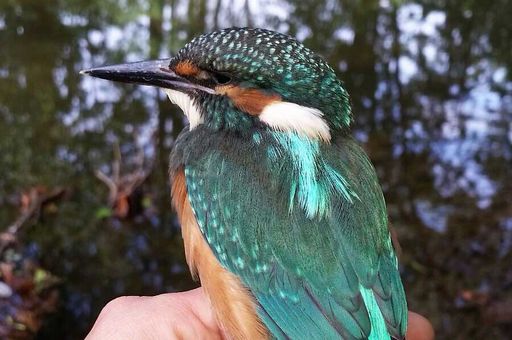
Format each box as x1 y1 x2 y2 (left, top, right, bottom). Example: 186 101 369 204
184 135 407 340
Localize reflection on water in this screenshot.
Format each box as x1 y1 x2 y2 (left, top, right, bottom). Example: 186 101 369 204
0 0 511 338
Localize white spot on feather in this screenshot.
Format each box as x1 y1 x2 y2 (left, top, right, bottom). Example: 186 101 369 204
259 102 331 142
164 89 203 129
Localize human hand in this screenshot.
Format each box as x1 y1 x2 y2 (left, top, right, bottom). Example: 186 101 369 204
86 288 434 340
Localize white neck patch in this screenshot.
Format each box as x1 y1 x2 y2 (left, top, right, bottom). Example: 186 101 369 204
259 102 331 142
164 89 203 129
164 89 331 141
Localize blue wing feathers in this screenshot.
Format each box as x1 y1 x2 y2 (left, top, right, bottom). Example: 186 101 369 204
176 129 407 339
257 302 290 340
372 257 407 338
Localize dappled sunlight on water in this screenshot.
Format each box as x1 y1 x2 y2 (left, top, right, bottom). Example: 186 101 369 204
0 0 511 338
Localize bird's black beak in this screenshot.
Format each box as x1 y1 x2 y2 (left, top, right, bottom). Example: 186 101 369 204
80 59 214 94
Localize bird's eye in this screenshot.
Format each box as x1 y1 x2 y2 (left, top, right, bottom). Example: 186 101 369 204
212 72 232 85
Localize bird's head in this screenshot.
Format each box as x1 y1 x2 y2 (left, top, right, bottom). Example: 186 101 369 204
82 27 352 142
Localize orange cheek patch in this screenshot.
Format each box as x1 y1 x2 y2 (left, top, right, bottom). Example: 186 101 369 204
174 60 201 77
217 85 281 116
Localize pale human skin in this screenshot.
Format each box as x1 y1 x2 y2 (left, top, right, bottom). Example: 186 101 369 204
86 287 435 340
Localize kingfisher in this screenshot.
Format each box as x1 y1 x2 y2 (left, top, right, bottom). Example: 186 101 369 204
82 27 407 339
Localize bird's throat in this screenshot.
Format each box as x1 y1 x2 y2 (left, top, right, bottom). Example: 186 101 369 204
165 89 203 129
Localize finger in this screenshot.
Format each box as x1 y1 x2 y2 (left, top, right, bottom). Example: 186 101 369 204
151 289 224 339
177 287 222 333
86 296 152 340
86 291 224 340
406 311 435 340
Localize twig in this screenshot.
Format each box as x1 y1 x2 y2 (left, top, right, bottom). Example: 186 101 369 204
95 170 118 206
6 188 66 235
95 141 153 217
2 188 67 254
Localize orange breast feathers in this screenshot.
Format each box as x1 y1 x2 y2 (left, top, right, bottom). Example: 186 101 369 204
171 168 268 340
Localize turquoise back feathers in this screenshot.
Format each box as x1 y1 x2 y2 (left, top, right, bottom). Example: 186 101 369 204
171 126 408 339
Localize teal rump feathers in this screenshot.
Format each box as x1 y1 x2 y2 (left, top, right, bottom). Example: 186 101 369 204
171 127 408 339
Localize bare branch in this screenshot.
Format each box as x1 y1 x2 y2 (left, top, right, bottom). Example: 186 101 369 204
95 170 118 205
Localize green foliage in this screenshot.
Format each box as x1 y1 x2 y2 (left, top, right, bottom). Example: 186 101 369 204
94 207 112 219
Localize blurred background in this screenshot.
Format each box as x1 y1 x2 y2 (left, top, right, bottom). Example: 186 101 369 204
0 0 511 338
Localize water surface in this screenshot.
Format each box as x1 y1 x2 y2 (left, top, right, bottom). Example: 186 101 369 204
0 0 511 338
